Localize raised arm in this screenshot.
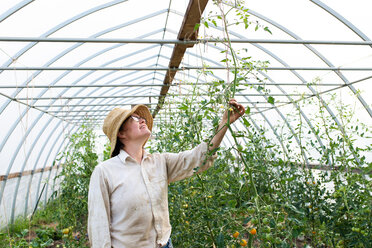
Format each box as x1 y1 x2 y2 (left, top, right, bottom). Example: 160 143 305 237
209 99 245 153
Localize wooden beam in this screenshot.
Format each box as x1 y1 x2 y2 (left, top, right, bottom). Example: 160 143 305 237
153 0 209 117
0 164 59 181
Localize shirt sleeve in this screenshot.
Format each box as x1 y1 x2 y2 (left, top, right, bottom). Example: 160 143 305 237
164 142 217 183
88 166 112 248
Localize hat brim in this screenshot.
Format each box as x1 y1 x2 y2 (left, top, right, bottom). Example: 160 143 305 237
105 104 153 158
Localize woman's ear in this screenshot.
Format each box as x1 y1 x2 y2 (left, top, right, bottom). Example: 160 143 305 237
117 129 126 139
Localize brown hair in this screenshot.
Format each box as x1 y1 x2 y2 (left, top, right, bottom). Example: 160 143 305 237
111 116 130 157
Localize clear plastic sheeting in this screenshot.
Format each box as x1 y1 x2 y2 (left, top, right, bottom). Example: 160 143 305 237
0 0 371 229
0 168 60 228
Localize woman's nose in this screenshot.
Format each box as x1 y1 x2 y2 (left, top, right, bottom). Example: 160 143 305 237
139 118 146 124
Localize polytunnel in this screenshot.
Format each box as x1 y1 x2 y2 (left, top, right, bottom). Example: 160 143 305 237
0 0 371 247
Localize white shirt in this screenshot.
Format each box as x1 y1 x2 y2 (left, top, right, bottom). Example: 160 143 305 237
88 142 216 248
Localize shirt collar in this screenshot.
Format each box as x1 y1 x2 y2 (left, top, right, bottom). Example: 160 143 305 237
118 149 130 164
143 149 150 159
118 148 150 164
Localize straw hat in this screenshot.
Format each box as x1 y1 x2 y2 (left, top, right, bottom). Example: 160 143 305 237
103 104 153 157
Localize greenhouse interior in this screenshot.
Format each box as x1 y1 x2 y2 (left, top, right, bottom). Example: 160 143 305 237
0 0 371 247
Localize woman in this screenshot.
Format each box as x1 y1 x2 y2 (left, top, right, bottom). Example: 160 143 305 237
88 99 245 248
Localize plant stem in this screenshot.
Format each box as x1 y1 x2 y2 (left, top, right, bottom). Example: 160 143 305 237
196 173 217 246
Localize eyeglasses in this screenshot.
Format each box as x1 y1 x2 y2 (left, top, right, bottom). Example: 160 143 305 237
130 115 147 124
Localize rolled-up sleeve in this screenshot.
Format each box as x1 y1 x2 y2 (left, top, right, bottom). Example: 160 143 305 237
165 142 217 183
88 166 112 248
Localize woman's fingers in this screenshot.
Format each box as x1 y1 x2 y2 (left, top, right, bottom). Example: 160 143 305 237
228 99 245 118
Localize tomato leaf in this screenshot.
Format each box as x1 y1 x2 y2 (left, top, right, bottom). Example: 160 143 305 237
212 19 217 27
264 26 272 34
194 23 200 31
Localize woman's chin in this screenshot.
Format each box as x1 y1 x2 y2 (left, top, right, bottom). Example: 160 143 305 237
142 129 151 138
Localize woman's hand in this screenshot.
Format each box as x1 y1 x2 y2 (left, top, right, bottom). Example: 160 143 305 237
208 99 246 153
222 99 245 124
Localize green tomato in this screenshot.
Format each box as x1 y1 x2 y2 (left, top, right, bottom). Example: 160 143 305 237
263 226 271 233
251 218 259 225
274 237 281 244
264 205 272 212
265 233 273 241
237 144 244 151
262 218 269 225
247 207 255 215
277 223 284 230
338 240 344 245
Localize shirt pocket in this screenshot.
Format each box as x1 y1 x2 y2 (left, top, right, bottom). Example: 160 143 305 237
149 174 167 183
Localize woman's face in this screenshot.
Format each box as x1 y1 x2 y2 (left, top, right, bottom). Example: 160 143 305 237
118 113 151 144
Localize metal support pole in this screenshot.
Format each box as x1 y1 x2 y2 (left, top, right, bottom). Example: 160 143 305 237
0 82 346 88
14 93 314 101
1 37 372 45
1 66 371 71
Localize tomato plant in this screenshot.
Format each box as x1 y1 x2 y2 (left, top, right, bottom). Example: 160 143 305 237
3 2 371 248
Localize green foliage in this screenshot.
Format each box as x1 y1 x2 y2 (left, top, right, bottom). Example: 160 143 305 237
3 2 371 248
54 123 98 230
149 76 371 247
30 199 60 225
0 200 89 247
1 124 98 247
148 1 372 246
167 151 251 247
0 218 29 248
3 217 30 236
103 139 111 161
0 224 88 248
